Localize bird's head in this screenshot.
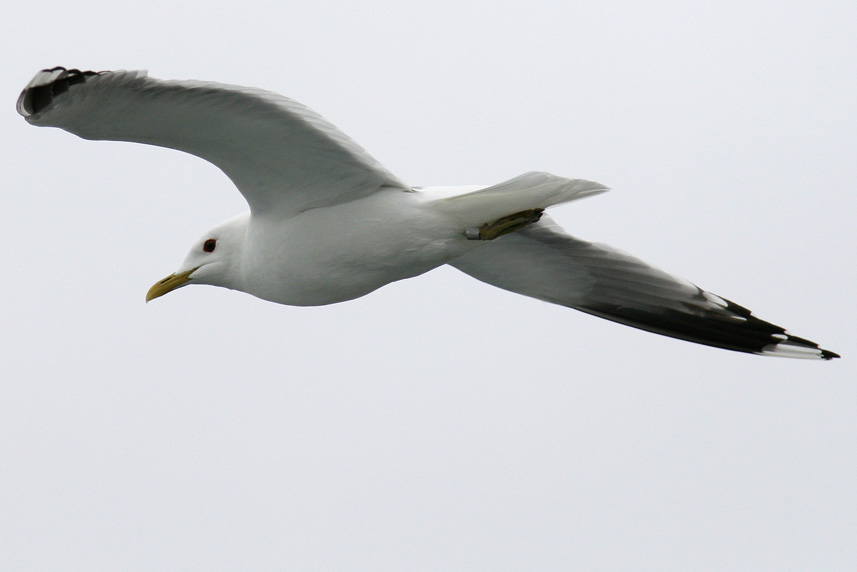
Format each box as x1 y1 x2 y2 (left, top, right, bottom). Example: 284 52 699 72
146 212 250 302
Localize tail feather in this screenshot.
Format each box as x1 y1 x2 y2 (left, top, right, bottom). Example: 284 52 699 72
431 171 608 229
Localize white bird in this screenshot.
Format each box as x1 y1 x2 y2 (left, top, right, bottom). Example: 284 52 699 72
17 67 838 359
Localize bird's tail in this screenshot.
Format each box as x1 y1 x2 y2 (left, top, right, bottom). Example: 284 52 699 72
430 171 608 229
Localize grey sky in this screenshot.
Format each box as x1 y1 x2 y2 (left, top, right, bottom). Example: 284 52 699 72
2 1 855 570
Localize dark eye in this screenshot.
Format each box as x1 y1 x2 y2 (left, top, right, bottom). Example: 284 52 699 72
203 239 217 253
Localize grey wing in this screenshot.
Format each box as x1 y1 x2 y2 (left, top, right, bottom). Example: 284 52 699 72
449 215 838 359
17 67 409 217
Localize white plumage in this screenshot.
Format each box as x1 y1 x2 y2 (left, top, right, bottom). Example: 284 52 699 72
18 67 838 359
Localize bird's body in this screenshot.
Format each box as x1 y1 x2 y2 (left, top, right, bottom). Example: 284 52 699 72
242 189 463 305
18 67 838 359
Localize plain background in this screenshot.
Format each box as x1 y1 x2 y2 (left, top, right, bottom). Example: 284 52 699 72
1 1 855 570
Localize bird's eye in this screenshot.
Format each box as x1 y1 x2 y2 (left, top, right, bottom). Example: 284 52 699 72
203 239 217 253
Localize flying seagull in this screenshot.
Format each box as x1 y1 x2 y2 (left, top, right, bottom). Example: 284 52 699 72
17 67 838 360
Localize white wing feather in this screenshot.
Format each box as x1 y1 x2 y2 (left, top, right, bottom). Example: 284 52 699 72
17 67 409 217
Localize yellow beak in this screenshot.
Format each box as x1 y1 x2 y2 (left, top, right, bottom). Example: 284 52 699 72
146 267 198 302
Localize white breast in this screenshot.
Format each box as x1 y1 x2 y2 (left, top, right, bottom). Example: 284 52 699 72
241 189 469 306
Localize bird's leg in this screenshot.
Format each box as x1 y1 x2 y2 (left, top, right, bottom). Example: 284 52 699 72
465 208 545 240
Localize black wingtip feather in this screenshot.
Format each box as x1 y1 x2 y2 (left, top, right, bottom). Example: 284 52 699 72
820 348 841 360
580 294 838 360
17 67 99 117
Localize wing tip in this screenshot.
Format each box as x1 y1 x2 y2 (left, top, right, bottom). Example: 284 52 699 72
17 66 102 118
760 337 840 360
578 294 839 361
822 348 842 360
752 324 839 359
713 296 839 360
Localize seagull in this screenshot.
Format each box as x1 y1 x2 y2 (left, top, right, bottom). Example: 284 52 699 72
17 67 838 360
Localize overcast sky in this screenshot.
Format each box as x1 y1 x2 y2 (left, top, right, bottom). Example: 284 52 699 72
2 1 855 570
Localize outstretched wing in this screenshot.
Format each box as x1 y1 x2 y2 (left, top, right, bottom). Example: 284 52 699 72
17 67 409 217
449 215 838 359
